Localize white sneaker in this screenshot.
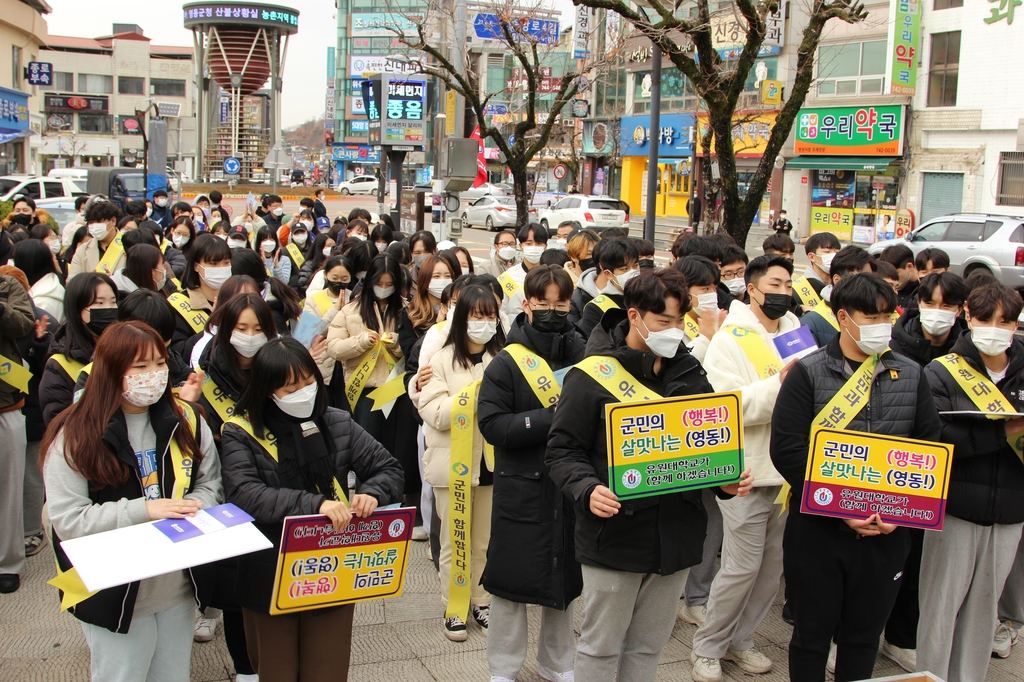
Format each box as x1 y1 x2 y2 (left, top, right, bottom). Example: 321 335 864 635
193 615 218 642
412 526 428 541
690 651 723 682
879 639 916 672
537 664 574 681
724 647 773 674
679 602 707 626
993 620 1019 658
490 677 515 682
826 642 837 675
235 675 259 682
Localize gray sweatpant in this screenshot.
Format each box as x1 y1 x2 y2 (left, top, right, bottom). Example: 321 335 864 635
0 411 27 575
693 486 785 659
997 533 1024 628
684 487 723 606
23 440 43 537
487 595 576 680
917 515 1023 682
576 564 689 682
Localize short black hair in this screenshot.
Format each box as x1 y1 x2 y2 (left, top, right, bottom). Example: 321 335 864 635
410 230 437 253
234 337 327 439
524 263 573 301
721 245 749 267
209 190 223 204
830 245 874 279
708 232 737 249
517 222 549 244
85 200 121 224
632 238 655 258
673 235 723 263
879 243 915 270
468 273 503 302
623 268 691 315
804 232 841 255
593 237 639 273
74 196 89 211
493 230 516 246
745 254 793 286
121 227 158 252
762 233 795 255
119 289 176 341
918 271 968 307
11 195 35 210
873 260 899 281
539 249 569 267
601 227 630 239
263 194 283 207
830 272 897 316
915 247 950 271
967 283 1024 323
671 255 719 288
125 200 148 218
183 233 232 290
965 269 998 292
171 201 192 216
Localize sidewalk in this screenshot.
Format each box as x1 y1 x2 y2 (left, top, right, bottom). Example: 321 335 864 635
2 539 1020 681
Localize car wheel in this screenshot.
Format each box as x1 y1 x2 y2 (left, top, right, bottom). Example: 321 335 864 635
964 264 993 280
461 213 470 227
340 188 350 195
541 219 549 230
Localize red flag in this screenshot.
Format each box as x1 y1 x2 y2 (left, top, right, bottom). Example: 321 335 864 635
470 125 488 187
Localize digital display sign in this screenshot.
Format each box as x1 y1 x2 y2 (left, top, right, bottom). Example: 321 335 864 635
182 3 300 32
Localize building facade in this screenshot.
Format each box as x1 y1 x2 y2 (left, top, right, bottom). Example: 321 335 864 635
0 0 50 175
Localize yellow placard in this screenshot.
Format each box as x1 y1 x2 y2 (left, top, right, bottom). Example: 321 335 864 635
605 392 744 500
445 91 457 136
810 207 854 241
270 508 415 615
801 427 952 530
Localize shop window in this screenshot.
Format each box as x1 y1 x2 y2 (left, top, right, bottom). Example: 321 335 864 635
934 0 962 8
53 71 73 91
816 41 886 96
997 152 1024 207
118 77 145 95
79 74 113 94
927 32 959 107
79 114 113 134
151 79 185 97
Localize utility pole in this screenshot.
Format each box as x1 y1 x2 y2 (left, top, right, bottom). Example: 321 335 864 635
452 0 467 138
643 44 661 242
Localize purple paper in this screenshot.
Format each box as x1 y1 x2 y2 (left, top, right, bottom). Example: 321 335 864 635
205 503 253 528
153 518 203 543
774 326 818 361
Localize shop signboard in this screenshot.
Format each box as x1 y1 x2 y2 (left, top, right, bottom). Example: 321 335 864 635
0 87 29 132
350 12 419 37
383 79 426 147
331 143 381 163
44 94 108 114
795 105 904 156
619 114 695 157
810 170 856 241
472 13 559 45
886 0 920 96
697 113 777 157
183 4 299 28
349 55 424 79
583 121 614 155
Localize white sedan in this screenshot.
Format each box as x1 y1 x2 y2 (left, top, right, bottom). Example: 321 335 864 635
462 196 517 231
336 175 378 195
538 195 630 232
461 183 508 200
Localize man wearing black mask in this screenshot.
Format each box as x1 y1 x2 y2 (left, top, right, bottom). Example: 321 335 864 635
477 264 587 682
8 196 39 230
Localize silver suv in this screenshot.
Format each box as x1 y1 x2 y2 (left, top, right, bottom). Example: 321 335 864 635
868 214 1024 288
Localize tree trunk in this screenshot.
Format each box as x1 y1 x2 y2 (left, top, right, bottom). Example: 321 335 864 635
511 165 531 229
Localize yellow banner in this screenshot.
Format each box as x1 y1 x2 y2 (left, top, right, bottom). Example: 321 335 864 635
269 508 415 615
0 353 32 393
576 355 663 403
286 242 306 269
95 236 124 275
684 315 700 340
497 270 521 300
50 353 86 381
792 276 840 331
344 341 396 412
309 290 334 316
588 295 619 314
721 326 782 380
168 292 209 334
201 374 237 428
446 379 483 623
505 343 561 407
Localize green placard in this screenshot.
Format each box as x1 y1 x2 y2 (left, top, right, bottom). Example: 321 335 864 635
889 0 921 95
794 105 905 156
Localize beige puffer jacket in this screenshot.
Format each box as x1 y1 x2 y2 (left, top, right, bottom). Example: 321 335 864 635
325 299 403 389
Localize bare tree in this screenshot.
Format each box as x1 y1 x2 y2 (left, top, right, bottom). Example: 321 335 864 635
573 0 867 246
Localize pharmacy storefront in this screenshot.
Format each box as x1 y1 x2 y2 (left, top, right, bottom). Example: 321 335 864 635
786 104 905 242
619 113 695 218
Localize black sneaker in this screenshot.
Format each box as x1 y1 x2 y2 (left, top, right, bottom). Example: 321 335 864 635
782 600 794 625
444 615 467 641
0 574 20 594
472 605 490 629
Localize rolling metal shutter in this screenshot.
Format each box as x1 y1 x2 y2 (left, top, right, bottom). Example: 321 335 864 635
920 172 964 223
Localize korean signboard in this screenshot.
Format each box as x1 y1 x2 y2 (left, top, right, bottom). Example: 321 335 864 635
801 428 952 530
350 95 366 116
384 80 426 146
506 67 562 94
697 113 777 157
886 0 920 95
472 13 559 45
619 113 696 157
183 3 298 28
583 121 614 155
0 87 29 132
349 55 423 79
44 94 109 114
810 169 856 240
270 508 415 615
606 392 744 500
26 62 53 87
360 79 382 144
764 11 785 46
795 105 904 156
332 143 380 163
573 6 592 59
118 117 142 135
350 12 419 37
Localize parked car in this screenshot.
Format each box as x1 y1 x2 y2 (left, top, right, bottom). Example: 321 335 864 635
86 168 147 212
0 175 85 203
538 195 630 232
35 197 78 228
461 196 517 231
336 175 378 195
868 213 1024 288
46 167 89 192
461 183 508 200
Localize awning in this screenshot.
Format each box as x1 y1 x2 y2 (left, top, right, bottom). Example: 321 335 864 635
785 155 898 171
0 129 34 145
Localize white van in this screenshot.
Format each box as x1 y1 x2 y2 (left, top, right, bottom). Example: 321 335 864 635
46 167 89 192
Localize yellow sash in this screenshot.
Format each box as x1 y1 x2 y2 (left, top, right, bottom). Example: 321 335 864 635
445 378 492 623
0 352 32 393
588 295 619 314
51 353 86 381
684 315 701 340
200 373 237 428
95 236 124 275
576 355 663 402
497 270 521 300
504 343 562 407
168 292 209 334
344 340 398 411
793 276 840 331
309 290 334 317
721 326 783 380
934 353 1024 462
72 362 93 404
159 239 170 254
286 242 306 269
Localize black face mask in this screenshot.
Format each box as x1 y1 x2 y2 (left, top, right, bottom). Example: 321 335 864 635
531 309 569 334
579 258 595 272
639 258 655 270
757 290 792 321
326 280 348 295
86 307 119 337
10 213 32 226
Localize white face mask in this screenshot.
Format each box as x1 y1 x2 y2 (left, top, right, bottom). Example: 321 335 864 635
300 220 313 230
145 207 153 218
155 198 167 208
217 234 228 241
695 292 718 310
818 252 837 274
845 317 891 356
47 239 60 255
373 285 394 300
637 315 685 358
228 238 246 250
352 233 367 241
172 234 189 248
200 264 231 289
615 268 640 290
498 246 518 261
273 381 318 419
88 222 110 240
467 319 498 344
549 238 567 251
292 232 308 246
919 308 957 337
323 246 333 257
261 240 276 254
724 277 746 296
428 278 452 300
375 241 388 253
230 330 268 358
971 324 1016 356
272 207 284 217
522 245 546 263
122 369 169 407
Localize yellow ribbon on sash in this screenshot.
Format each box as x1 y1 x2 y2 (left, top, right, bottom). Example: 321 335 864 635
497 270 521 300
200 373 237 429
793 276 840 331
51 353 86 381
588 295 620 314
504 343 562 406
286 242 306 269
168 292 209 334
309 290 334 317
934 353 1024 462
344 341 397 412
366 358 407 412
684 315 701 340
445 378 492 623
0 353 32 393
576 355 663 402
721 326 783 380
95 236 124 275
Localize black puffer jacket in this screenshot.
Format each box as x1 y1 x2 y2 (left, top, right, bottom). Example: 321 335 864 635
220 406 405 612
196 341 246 437
479 313 586 609
577 293 622 342
546 309 727 576
889 307 967 367
38 324 95 428
19 305 57 441
925 333 1024 525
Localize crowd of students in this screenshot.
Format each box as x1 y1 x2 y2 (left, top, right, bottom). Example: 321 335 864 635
0 189 1020 682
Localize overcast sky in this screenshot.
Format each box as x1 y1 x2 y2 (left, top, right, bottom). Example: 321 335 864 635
45 0 575 129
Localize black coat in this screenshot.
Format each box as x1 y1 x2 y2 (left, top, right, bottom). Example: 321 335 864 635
577 293 623 342
196 341 246 437
38 324 94 428
19 305 56 442
220 406 404 612
924 334 1024 526
478 314 586 609
897 279 920 311
568 275 596 327
889 307 967 367
546 310 727 576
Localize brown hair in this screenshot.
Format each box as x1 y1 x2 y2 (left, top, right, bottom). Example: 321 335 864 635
967 283 1024 323
407 253 461 331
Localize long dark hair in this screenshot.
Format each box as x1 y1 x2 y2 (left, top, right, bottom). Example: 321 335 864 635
308 233 335 272
233 337 327 439
170 216 197 258
356 254 404 332
13 238 60 286
63 272 117 351
41 321 202 490
345 241 377 278
255 225 280 257
182 232 232 291
209 293 278 386
443 284 504 369
230 248 301 320
123 244 164 292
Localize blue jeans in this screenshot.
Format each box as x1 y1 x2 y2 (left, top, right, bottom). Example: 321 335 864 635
80 599 195 682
